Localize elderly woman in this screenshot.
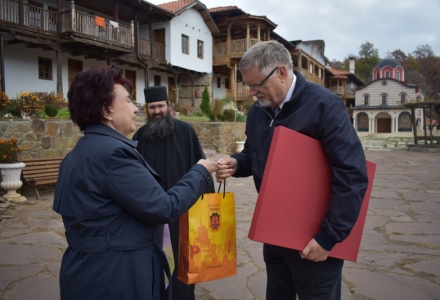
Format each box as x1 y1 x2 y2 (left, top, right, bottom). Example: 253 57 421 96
53 66 218 300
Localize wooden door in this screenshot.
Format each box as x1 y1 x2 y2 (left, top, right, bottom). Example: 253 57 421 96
125 69 136 101
377 119 391 133
153 28 165 44
168 77 175 104
68 59 83 89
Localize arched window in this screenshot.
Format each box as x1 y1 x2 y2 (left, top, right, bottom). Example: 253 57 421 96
385 71 390 78
396 71 401 81
364 95 369 105
400 93 406 103
376 72 380 80
382 94 387 104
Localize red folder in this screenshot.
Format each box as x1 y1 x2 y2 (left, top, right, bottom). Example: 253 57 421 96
248 126 376 262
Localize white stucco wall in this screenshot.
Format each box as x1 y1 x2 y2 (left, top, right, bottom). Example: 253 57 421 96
4 43 146 103
355 79 424 106
167 8 213 73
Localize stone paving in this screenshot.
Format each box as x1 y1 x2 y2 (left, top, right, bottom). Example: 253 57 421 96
0 149 439 300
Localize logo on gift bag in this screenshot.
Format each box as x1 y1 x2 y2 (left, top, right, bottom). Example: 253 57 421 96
210 212 220 231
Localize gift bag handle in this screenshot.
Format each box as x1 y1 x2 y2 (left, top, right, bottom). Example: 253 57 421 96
201 179 226 200
217 178 226 197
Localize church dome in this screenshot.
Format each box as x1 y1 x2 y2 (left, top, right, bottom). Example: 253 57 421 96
376 58 401 69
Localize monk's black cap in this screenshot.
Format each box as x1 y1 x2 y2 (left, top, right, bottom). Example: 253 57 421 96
144 86 168 103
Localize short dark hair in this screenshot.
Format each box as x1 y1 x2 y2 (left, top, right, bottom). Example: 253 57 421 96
67 66 132 132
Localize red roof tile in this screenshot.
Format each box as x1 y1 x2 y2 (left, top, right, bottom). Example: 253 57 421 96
158 0 195 13
209 6 239 12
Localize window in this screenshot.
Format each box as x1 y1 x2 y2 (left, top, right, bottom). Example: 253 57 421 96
38 57 52 80
182 35 189 54
382 94 387 104
382 80 387 86
154 75 161 86
309 62 313 73
376 72 380 80
400 94 406 103
396 71 400 81
217 77 221 88
364 95 369 105
197 40 203 59
385 71 390 78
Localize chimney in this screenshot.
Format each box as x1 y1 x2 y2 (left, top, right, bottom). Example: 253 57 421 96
349 55 355 74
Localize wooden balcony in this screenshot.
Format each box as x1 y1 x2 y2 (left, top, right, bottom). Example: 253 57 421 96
60 10 133 47
294 67 324 86
224 84 250 101
139 38 165 60
0 0 57 32
213 38 260 59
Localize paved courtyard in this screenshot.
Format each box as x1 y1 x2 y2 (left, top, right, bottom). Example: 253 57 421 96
0 149 439 299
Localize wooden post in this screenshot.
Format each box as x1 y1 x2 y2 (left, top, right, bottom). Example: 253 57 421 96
227 23 231 55
71 1 76 31
56 49 63 97
57 0 62 34
257 23 260 41
174 74 179 104
191 74 195 107
130 21 134 47
18 0 24 30
246 21 250 50
229 67 235 100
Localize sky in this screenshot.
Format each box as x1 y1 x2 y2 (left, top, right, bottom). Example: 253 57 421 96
146 0 440 62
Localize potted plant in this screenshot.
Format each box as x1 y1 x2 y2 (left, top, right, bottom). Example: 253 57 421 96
0 138 26 202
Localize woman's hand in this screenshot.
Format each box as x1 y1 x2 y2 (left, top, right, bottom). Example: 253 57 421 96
197 159 219 174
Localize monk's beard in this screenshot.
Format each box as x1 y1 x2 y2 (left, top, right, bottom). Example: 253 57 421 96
144 111 175 140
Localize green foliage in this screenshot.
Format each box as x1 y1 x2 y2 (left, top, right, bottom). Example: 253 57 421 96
0 92 10 115
199 87 212 116
180 115 210 122
175 103 191 116
208 112 216 121
355 42 380 83
241 96 255 115
212 100 224 116
0 138 23 163
44 104 58 117
223 109 235 121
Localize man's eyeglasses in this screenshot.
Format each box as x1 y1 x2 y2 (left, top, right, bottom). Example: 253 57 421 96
242 67 279 90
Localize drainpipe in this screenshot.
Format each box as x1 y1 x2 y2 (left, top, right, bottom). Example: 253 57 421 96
0 33 4 92
135 7 150 87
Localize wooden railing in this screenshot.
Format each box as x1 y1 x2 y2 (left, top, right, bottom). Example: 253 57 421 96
225 84 250 100
61 10 133 46
24 3 57 32
214 38 260 58
0 0 19 23
0 1 56 32
139 38 165 59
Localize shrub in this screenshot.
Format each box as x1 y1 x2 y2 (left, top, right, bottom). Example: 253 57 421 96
212 100 224 118
199 87 212 116
0 92 10 115
175 103 191 116
18 92 44 117
223 109 235 121
44 104 59 117
0 138 23 163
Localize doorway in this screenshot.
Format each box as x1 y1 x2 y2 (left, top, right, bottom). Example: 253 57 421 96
68 59 83 89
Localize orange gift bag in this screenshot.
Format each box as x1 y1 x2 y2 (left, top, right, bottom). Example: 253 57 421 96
178 182 236 284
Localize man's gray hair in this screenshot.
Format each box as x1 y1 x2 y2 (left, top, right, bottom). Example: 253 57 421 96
239 40 293 75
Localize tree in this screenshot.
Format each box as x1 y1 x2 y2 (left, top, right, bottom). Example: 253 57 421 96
355 42 380 83
199 86 212 116
413 44 435 59
391 49 407 65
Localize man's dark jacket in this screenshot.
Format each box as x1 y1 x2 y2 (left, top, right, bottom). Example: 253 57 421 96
232 71 369 251
53 124 212 299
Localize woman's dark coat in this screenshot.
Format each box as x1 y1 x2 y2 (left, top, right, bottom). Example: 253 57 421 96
53 124 212 299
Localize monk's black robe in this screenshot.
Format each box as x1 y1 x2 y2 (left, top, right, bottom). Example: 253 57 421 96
133 118 214 300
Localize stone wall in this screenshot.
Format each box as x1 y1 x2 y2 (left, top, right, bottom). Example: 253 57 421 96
0 119 246 159
0 119 82 159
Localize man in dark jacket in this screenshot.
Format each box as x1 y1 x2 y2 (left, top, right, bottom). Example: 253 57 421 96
133 86 214 300
216 41 369 299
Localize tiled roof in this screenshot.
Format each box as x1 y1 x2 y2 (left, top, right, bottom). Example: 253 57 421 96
158 0 195 13
209 6 239 12
327 68 351 76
